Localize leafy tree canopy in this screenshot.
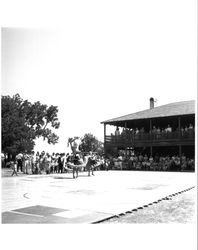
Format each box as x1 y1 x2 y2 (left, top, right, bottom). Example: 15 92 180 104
1 94 60 156
79 133 104 155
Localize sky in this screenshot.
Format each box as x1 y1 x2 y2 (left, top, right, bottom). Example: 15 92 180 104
1 0 197 154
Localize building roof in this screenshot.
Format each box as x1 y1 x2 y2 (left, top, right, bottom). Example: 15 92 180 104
101 100 195 124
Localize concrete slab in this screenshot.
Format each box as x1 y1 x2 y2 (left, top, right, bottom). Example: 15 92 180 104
13 205 67 216
1 171 196 223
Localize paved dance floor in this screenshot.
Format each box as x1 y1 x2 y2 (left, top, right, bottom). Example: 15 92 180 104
1 171 196 223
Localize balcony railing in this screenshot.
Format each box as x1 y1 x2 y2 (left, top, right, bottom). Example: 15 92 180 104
105 130 195 146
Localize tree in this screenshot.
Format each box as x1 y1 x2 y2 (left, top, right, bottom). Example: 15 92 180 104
79 133 104 155
1 94 60 157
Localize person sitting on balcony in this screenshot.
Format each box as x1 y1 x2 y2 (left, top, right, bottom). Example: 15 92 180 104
121 128 126 137
166 124 172 139
139 127 145 139
166 124 172 132
188 124 194 137
110 133 114 142
184 126 188 137
161 128 166 138
152 126 157 139
115 127 120 137
156 127 161 139
181 127 184 137
189 124 193 129
135 128 139 139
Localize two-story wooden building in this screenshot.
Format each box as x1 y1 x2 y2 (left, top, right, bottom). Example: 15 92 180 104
101 98 195 159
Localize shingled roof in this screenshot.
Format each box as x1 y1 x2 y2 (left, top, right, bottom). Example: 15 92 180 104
101 100 195 124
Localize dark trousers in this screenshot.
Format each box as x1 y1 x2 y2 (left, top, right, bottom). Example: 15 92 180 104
17 159 23 172
58 164 63 173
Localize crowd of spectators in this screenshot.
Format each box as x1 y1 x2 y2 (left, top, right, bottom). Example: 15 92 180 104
112 123 195 141
1 151 106 176
107 153 195 172
1 150 194 175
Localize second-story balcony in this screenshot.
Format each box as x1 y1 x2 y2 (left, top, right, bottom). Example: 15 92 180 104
105 130 195 148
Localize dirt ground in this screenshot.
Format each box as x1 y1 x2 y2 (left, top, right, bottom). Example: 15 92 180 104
101 188 196 223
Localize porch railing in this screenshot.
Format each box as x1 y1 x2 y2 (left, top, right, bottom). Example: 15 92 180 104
105 130 195 145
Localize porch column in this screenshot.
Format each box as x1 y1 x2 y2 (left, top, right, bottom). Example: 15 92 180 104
149 119 152 131
178 116 181 138
150 119 153 156
179 145 182 157
125 122 127 157
178 117 182 165
104 124 106 156
150 146 153 156
149 119 152 139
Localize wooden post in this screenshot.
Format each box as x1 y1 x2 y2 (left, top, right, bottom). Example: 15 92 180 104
150 146 153 156
150 119 152 139
178 116 181 139
149 119 152 131
178 117 182 165
179 145 182 157
104 124 106 156
125 122 127 157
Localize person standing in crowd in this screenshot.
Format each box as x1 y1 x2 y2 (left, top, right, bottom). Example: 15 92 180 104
54 153 59 173
31 152 36 174
40 151 46 173
45 153 51 174
23 153 29 174
16 153 23 172
50 153 55 173
11 160 18 176
58 154 63 173
62 153 66 172
35 152 40 174
29 152 34 175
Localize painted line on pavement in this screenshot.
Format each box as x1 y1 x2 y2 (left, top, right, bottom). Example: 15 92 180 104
23 193 30 199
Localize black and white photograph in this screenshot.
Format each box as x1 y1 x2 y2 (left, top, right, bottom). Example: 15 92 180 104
0 1 197 250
